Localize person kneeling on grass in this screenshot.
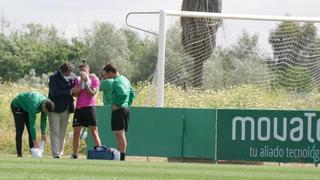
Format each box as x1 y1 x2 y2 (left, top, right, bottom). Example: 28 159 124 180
11 92 55 157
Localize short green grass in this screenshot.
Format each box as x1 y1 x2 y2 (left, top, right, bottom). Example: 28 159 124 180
0 156 320 180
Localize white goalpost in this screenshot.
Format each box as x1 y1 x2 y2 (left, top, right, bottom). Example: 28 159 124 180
156 10 167 107
155 10 320 108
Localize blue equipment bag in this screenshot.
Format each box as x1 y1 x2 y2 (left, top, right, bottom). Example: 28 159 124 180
87 145 114 160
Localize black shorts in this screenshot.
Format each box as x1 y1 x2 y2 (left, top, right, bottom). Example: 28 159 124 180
111 108 130 131
73 106 97 127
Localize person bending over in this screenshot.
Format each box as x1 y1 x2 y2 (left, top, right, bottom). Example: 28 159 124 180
11 92 55 157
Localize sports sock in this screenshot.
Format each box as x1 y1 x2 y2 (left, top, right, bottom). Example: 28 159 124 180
120 152 125 161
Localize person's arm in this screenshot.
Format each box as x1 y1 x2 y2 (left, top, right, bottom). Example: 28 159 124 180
71 86 81 97
85 75 99 97
40 111 47 143
85 83 98 97
128 86 136 106
28 113 39 148
99 80 106 92
49 75 72 98
112 81 127 110
71 78 81 97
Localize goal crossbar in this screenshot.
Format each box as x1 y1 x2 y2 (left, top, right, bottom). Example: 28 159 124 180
165 10 320 23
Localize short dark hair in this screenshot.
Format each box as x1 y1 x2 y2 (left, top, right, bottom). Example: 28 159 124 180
44 100 55 112
79 60 89 69
103 63 117 73
59 63 73 73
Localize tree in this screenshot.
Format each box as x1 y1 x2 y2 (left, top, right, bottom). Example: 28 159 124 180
0 22 88 81
165 23 190 86
121 28 145 65
203 31 272 89
16 23 80 75
84 22 131 77
0 34 23 80
68 37 89 65
120 28 157 83
181 0 222 87
269 22 319 91
274 66 315 92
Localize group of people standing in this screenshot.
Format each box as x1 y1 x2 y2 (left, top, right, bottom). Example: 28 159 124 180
11 62 135 161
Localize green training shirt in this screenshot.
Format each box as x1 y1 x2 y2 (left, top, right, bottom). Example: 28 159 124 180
112 75 133 108
99 79 114 106
11 92 48 140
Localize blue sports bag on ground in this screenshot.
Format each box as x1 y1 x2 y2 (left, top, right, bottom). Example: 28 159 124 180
87 145 120 160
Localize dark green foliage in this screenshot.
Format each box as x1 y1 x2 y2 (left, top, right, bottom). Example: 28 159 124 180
0 23 87 81
269 22 319 92
0 34 24 80
273 66 315 93
0 21 158 83
204 31 272 89
121 29 157 82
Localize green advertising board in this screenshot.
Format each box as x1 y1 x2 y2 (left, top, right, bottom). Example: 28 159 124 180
217 109 320 163
87 106 216 159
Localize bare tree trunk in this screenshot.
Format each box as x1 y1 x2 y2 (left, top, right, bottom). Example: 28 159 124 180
193 61 204 87
181 0 222 88
182 0 222 13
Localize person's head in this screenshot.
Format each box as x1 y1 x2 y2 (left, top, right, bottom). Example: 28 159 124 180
102 63 118 79
42 100 55 113
79 60 90 74
59 63 73 78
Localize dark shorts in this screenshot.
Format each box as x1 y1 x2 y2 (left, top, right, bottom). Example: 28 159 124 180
73 106 97 127
111 108 130 131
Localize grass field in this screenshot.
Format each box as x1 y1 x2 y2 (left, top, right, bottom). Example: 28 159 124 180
0 156 320 180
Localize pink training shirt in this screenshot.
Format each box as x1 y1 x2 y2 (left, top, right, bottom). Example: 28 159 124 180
74 74 100 109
